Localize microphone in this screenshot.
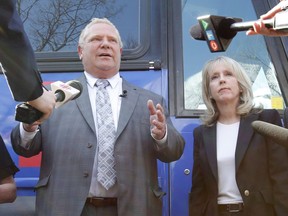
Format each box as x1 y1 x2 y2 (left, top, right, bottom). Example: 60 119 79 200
230 11 288 32
190 11 288 52
191 14 242 52
119 90 127 98
50 80 83 108
190 18 274 40
190 24 205 41
190 17 240 41
230 19 273 31
15 80 83 124
251 120 288 148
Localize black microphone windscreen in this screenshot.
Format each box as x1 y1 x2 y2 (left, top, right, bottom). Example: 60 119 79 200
252 120 288 148
190 24 205 41
54 90 65 102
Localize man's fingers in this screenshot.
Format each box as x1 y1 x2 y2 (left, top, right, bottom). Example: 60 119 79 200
156 108 165 123
147 99 156 115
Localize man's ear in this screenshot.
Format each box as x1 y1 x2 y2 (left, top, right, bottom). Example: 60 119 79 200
78 46 83 60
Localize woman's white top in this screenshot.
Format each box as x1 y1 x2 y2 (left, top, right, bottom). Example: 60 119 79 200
216 121 243 204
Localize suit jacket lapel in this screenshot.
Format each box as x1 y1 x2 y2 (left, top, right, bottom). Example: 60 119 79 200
75 75 96 134
235 113 258 171
203 125 218 181
74 76 139 137
116 79 139 140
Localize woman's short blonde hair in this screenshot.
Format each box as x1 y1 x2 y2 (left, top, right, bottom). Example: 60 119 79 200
201 56 256 126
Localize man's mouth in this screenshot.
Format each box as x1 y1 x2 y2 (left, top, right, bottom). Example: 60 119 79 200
99 53 112 57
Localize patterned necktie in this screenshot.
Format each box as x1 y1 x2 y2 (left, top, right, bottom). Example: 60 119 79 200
96 79 116 190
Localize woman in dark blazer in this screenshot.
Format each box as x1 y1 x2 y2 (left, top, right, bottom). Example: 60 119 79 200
189 56 288 216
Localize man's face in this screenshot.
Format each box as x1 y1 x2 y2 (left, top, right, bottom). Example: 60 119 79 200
78 23 122 78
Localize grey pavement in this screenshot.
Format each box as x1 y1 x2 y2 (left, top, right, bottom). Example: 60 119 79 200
0 196 35 216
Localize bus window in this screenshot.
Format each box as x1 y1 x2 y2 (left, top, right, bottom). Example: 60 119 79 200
180 0 284 114
17 0 152 71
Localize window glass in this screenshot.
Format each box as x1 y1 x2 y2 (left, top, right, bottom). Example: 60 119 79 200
182 0 284 110
17 0 140 52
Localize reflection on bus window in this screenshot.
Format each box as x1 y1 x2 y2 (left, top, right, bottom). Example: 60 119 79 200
17 0 140 52
182 0 284 110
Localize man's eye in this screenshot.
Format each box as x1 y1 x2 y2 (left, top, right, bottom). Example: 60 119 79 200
110 38 117 43
89 38 101 42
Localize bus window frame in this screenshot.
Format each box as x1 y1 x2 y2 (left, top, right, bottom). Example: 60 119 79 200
169 0 288 118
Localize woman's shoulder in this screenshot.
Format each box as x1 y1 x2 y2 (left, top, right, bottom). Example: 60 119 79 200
257 109 281 124
259 109 279 118
193 123 213 134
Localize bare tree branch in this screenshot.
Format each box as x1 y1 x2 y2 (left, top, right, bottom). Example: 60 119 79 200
17 0 124 52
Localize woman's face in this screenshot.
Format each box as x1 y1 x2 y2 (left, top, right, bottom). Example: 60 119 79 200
208 63 241 106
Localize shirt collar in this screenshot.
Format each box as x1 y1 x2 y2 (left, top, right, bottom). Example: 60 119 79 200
84 71 121 89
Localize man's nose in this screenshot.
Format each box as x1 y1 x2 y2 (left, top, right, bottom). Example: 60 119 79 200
101 38 110 48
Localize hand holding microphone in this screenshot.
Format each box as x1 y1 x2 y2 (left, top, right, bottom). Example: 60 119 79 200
15 80 83 124
246 1 288 37
27 89 56 123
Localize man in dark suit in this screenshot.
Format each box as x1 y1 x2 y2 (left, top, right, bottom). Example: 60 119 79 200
11 18 185 216
0 0 55 121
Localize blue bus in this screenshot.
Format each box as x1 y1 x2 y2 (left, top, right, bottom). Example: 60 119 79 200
1 0 288 215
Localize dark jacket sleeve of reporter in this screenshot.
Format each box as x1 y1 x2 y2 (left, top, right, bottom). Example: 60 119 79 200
0 135 19 180
0 0 43 101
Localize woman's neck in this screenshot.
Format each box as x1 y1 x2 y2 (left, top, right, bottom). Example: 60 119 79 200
218 107 240 124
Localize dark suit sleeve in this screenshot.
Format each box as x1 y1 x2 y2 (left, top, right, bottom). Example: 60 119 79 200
0 0 43 101
261 109 288 215
10 124 42 158
0 135 19 180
